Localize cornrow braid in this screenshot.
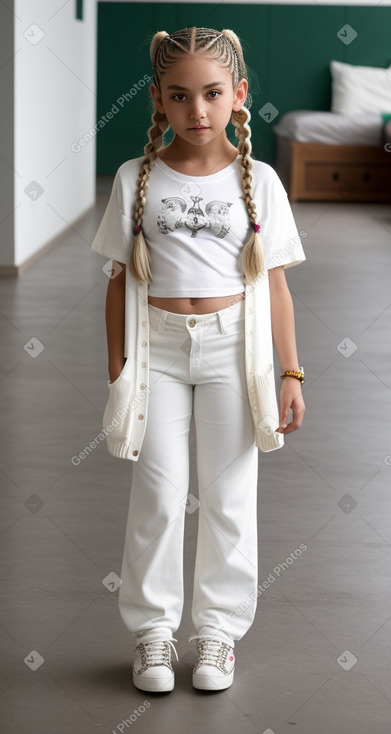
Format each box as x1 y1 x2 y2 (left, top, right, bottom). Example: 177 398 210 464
149 30 169 65
130 26 264 285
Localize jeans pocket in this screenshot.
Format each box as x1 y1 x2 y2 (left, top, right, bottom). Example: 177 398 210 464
148 322 161 335
148 306 163 335
222 315 246 335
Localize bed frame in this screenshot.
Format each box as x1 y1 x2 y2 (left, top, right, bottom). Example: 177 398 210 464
275 137 391 202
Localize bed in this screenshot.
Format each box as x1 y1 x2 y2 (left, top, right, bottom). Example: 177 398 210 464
272 60 391 202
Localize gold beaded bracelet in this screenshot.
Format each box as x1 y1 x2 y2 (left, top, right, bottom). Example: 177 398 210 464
280 369 305 385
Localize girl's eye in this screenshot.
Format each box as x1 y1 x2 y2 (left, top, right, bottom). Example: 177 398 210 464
171 90 221 102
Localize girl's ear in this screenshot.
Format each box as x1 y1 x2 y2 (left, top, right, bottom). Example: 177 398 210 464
150 83 165 114
232 78 248 112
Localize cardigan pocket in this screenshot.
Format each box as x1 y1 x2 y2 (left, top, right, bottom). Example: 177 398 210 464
103 358 137 440
107 358 128 387
253 365 280 437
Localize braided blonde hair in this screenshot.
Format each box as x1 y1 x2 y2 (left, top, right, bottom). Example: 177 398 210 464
131 26 264 284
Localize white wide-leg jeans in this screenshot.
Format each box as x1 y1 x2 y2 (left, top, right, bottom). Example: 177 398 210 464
118 297 259 649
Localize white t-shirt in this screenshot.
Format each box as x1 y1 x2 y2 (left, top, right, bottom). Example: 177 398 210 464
91 154 305 294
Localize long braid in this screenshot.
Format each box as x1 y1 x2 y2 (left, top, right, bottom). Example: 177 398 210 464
131 26 264 284
222 29 264 282
231 106 264 280
130 108 169 283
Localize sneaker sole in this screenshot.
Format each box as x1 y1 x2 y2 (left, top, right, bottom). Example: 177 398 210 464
192 669 234 691
133 670 174 693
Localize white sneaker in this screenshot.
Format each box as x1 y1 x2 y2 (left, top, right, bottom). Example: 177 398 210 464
189 634 235 690
132 638 178 692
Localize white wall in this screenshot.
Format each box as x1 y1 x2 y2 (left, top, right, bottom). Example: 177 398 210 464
0 2 15 267
6 0 97 269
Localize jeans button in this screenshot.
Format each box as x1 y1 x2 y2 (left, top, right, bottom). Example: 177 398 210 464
188 318 196 328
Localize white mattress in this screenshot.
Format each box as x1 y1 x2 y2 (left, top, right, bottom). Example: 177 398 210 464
272 110 384 146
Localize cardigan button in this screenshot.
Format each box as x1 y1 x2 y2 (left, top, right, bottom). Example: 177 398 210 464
142 320 147 326
141 361 147 368
138 414 144 421
140 383 146 390
132 450 139 456
142 341 147 347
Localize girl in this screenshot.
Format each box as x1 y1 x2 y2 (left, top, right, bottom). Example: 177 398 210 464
91 26 306 694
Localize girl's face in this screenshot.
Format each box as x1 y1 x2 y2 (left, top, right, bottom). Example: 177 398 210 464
150 55 248 150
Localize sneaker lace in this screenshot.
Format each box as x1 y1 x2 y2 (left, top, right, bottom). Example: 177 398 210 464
188 634 229 664
137 638 179 664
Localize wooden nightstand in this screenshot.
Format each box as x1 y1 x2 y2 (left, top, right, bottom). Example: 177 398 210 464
276 137 391 202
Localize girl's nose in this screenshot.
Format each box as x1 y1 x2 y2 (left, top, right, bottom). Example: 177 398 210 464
190 99 206 121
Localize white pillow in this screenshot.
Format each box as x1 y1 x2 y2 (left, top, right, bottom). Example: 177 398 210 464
330 60 391 115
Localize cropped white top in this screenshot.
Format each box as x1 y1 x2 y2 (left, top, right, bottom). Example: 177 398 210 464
91 154 304 292
142 155 248 297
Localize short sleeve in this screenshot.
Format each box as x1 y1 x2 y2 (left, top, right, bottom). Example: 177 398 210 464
90 161 139 264
253 161 306 271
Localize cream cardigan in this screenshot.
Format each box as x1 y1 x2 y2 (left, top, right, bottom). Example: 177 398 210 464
91 156 306 460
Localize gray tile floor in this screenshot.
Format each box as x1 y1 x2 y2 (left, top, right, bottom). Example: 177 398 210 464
1 183 391 734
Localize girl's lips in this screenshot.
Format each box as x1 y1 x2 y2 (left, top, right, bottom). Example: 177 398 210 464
188 126 210 131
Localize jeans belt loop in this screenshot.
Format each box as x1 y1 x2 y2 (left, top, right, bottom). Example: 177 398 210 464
217 311 228 335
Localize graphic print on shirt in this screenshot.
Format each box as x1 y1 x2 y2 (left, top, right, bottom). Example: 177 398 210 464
157 196 233 238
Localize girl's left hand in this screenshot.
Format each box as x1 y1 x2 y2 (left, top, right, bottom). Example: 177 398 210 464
275 377 305 434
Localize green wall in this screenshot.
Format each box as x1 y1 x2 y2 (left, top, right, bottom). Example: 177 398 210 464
96 2 391 173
